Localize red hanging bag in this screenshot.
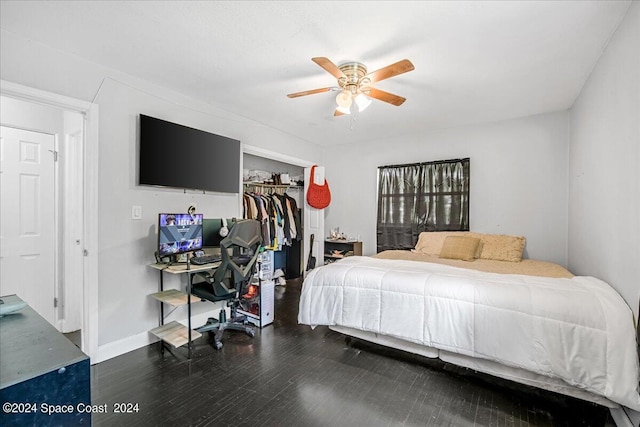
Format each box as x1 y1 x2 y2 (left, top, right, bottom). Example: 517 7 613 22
306 165 331 209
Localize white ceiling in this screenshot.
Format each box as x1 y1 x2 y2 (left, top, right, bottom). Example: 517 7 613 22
0 1 631 146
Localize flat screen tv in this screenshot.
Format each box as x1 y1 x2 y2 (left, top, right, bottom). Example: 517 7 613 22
158 213 203 258
139 114 240 193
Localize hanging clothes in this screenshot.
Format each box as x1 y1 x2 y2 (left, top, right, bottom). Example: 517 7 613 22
242 188 301 250
283 193 301 242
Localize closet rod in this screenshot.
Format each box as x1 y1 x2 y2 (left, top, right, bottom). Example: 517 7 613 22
243 182 301 195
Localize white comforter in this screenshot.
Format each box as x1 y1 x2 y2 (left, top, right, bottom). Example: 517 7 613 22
298 256 640 411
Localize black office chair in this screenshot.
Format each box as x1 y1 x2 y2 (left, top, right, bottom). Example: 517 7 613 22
192 219 263 349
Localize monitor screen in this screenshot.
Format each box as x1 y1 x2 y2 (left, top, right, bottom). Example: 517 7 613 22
158 213 203 258
202 218 224 248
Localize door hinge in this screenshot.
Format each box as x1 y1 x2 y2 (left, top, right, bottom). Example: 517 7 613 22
83 249 89 256
54 297 58 308
48 149 58 162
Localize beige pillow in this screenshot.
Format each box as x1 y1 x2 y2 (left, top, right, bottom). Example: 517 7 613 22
439 236 481 261
414 232 467 255
477 234 526 262
414 231 525 262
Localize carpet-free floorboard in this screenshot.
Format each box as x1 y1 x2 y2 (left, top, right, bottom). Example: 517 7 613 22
91 278 616 426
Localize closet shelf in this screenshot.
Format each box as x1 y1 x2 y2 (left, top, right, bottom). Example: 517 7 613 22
243 182 302 195
243 182 302 189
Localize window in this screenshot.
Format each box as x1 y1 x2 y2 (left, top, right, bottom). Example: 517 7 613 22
377 158 470 252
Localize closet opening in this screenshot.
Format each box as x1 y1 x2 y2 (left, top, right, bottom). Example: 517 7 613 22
242 153 305 283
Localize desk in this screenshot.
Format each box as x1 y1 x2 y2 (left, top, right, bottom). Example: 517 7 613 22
148 261 221 359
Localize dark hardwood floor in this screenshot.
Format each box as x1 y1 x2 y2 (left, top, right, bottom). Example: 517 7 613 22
91 278 615 426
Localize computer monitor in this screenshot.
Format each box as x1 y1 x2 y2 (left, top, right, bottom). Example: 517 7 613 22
157 213 203 258
202 218 234 248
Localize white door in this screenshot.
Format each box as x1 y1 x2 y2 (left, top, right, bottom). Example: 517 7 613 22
0 126 57 326
303 165 325 277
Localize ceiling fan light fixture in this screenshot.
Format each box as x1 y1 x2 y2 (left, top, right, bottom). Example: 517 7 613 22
336 90 352 109
288 57 414 116
355 93 372 112
336 105 351 115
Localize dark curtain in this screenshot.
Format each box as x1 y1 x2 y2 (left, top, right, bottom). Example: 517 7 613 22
377 158 470 252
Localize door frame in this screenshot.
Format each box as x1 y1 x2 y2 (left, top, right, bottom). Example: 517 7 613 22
1 80 99 361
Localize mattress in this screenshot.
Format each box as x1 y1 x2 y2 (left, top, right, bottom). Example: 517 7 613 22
298 256 640 411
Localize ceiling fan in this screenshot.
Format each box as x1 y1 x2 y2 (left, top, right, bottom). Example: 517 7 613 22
287 57 415 116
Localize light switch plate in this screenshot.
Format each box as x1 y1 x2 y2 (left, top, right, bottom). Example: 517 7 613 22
132 205 142 220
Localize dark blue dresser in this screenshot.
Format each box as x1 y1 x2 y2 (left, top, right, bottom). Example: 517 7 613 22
0 295 91 426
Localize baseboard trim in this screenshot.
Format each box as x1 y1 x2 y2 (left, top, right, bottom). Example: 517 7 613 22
94 330 155 364
610 406 640 427
93 310 223 364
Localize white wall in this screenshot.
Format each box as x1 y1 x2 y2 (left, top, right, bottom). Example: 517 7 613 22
1 30 322 358
322 111 570 265
568 2 639 317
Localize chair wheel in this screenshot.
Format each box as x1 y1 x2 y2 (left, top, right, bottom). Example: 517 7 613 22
246 329 255 338
214 341 223 350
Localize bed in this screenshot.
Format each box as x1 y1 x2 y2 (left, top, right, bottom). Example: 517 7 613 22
298 232 640 412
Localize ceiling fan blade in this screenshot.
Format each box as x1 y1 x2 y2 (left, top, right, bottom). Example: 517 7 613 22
334 109 346 116
287 87 333 98
366 59 414 83
367 87 406 106
312 57 345 79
